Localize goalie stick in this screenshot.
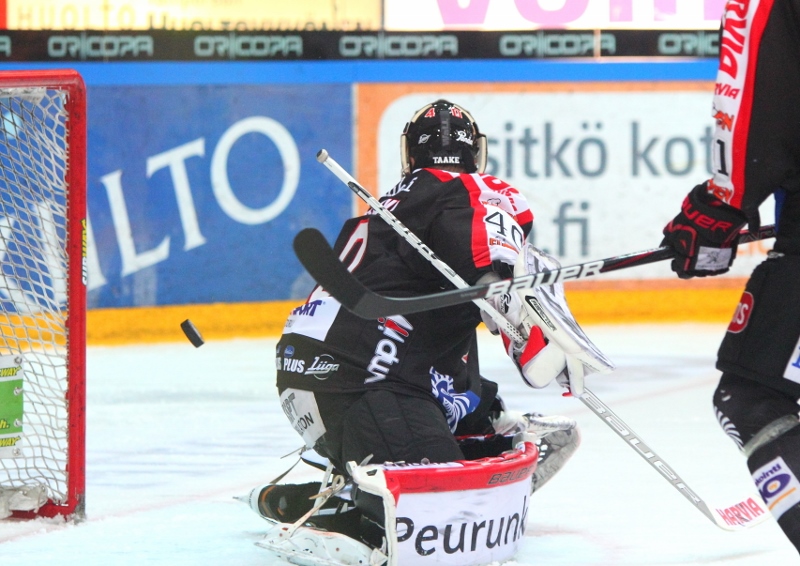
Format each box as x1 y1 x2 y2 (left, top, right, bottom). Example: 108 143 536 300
309 149 772 531
581 389 770 531
315 148 527 344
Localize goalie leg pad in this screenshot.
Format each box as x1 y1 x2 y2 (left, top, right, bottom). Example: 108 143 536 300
530 425 581 493
491 411 581 493
257 521 388 566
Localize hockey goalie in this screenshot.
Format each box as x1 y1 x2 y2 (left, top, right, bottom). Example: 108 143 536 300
241 100 613 565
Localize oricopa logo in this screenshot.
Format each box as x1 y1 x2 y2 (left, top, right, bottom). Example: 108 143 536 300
728 291 754 333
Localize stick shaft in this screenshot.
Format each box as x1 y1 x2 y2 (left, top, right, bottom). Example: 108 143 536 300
312 150 772 530
316 149 525 344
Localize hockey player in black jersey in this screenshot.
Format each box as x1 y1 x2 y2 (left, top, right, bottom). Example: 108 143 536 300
660 0 800 554
276 99 589 473
258 99 610 563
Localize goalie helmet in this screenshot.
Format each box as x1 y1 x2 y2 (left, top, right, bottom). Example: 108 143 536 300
400 99 487 176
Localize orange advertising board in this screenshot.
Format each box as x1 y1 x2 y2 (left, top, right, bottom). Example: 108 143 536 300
354 81 772 323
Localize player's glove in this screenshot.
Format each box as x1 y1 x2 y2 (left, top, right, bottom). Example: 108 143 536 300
661 182 748 279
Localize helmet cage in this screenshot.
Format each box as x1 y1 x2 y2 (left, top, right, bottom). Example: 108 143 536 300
400 100 487 176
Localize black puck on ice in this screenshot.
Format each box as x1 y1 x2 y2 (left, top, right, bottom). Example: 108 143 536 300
180 319 205 348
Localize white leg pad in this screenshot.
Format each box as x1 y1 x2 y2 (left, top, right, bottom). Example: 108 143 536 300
257 521 388 566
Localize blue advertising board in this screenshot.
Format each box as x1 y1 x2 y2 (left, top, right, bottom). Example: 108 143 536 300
0 58 716 314
86 84 352 308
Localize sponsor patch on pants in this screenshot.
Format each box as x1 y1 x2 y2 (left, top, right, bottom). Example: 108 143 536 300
784 338 800 385
279 388 326 448
752 456 800 519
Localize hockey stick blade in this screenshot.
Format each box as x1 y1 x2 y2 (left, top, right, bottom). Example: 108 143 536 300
580 389 771 531
293 225 776 319
293 228 479 317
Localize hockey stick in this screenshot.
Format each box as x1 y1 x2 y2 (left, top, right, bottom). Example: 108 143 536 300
294 227 776 320
310 149 772 531
315 148 527 344
581 389 770 531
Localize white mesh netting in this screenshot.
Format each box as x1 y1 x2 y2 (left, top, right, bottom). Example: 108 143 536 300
0 85 72 511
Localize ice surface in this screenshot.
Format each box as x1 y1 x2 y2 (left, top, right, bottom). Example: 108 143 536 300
0 323 796 565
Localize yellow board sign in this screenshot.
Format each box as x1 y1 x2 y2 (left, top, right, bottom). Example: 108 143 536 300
8 0 381 30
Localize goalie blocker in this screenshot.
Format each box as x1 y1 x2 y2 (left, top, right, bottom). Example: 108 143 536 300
253 441 539 566
483 242 615 397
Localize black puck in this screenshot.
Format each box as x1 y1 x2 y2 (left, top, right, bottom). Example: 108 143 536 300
180 319 205 348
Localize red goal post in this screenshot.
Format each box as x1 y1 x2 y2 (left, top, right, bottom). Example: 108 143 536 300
0 69 86 520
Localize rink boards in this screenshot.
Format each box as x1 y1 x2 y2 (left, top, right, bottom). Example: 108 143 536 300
0 59 770 343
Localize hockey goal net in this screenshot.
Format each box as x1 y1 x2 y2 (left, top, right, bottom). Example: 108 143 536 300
0 70 86 520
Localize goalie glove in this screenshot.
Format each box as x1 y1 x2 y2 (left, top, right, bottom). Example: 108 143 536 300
486 244 614 397
661 182 748 279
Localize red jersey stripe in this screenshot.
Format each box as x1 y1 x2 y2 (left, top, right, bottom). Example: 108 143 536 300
730 0 774 209
459 173 493 268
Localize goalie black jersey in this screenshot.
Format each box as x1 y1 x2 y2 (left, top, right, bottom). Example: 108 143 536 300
277 168 532 428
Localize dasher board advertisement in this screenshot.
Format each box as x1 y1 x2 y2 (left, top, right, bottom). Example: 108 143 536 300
356 82 773 282
385 0 725 30
86 84 352 308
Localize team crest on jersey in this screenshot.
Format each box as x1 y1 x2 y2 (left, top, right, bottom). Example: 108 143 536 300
418 134 430 144
378 316 412 339
430 368 480 432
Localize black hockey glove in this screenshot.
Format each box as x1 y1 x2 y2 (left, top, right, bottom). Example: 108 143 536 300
661 183 748 279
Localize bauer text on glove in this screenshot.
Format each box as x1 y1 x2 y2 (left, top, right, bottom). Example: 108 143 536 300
661 182 748 279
